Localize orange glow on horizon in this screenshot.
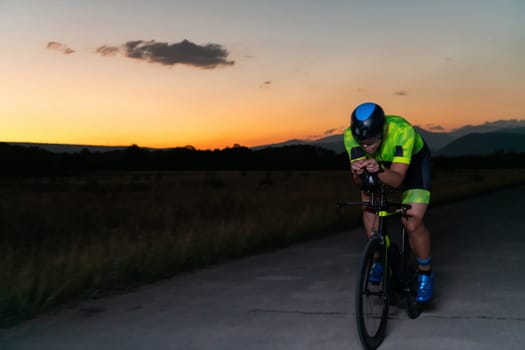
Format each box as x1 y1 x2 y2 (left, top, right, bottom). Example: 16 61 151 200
2 1 524 151
3 96 525 150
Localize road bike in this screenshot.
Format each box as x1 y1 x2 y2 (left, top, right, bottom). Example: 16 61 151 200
336 173 422 349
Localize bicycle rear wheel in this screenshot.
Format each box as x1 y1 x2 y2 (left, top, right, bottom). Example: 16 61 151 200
404 256 423 319
401 234 423 319
355 236 389 349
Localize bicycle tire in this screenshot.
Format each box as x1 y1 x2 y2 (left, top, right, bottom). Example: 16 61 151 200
404 256 423 319
355 236 390 349
388 243 403 295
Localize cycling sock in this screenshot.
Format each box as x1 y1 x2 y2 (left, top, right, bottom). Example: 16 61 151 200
417 256 432 275
417 256 432 267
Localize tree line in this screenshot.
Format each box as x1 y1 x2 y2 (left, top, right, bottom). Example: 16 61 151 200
1 142 524 176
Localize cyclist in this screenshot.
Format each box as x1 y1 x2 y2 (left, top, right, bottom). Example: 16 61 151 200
344 102 433 302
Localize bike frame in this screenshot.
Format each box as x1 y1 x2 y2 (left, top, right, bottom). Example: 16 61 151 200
337 184 412 277
337 180 422 349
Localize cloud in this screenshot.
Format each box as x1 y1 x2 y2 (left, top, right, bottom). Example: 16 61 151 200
394 90 408 96
307 126 346 140
322 128 341 136
96 45 120 56
46 41 75 55
96 39 234 69
426 124 446 131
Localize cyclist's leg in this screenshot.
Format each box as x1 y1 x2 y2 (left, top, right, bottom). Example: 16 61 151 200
401 145 432 269
361 191 377 238
401 200 434 302
401 202 431 268
401 144 433 302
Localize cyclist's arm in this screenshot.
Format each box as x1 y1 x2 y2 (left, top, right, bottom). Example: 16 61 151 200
375 122 414 187
378 162 408 188
351 159 366 185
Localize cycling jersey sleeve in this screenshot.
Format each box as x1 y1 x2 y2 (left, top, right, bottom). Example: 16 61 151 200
344 128 366 162
392 125 415 165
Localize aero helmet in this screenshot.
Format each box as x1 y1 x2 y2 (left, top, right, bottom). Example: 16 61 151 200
350 102 386 141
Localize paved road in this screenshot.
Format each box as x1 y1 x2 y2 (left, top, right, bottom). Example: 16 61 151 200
2 185 525 349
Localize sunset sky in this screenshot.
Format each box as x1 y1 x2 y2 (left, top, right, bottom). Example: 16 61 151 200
1 0 524 149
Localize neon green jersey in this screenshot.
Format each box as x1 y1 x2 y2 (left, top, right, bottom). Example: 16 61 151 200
344 115 425 166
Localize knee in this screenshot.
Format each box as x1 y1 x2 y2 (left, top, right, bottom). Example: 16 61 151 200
402 216 425 235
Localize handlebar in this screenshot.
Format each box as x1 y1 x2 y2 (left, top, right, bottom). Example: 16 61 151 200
338 169 411 212
358 170 405 193
336 200 411 212
360 171 381 192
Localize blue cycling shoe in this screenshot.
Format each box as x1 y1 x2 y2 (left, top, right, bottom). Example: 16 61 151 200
369 262 384 284
416 273 434 302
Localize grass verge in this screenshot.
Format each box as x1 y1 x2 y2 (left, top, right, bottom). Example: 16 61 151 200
1 169 524 327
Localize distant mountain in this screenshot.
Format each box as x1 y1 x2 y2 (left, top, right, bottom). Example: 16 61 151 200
311 134 346 154
5 142 173 153
4 119 525 156
413 127 454 151
498 126 525 135
436 132 525 156
252 134 346 154
252 139 310 150
448 119 525 139
252 119 525 156
252 127 455 154
7 142 130 153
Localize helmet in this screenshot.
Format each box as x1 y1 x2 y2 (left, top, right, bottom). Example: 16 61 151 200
350 102 385 141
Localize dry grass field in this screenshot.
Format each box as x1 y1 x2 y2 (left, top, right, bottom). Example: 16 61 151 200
1 168 524 326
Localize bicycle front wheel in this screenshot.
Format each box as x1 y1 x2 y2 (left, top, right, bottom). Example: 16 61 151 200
355 236 390 350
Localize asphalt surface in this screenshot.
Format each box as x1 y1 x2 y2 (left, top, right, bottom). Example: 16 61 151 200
1 185 525 350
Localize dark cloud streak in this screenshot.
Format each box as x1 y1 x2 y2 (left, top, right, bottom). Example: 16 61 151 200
322 128 340 136
46 41 75 55
96 39 235 69
96 45 120 56
427 124 446 131
307 127 345 140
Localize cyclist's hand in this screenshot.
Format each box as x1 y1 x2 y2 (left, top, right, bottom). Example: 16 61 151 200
364 159 382 174
351 160 366 175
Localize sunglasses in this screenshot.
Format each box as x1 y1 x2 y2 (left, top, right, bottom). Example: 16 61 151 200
359 136 381 146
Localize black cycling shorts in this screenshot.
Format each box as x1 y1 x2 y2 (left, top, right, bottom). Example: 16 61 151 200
402 143 432 203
